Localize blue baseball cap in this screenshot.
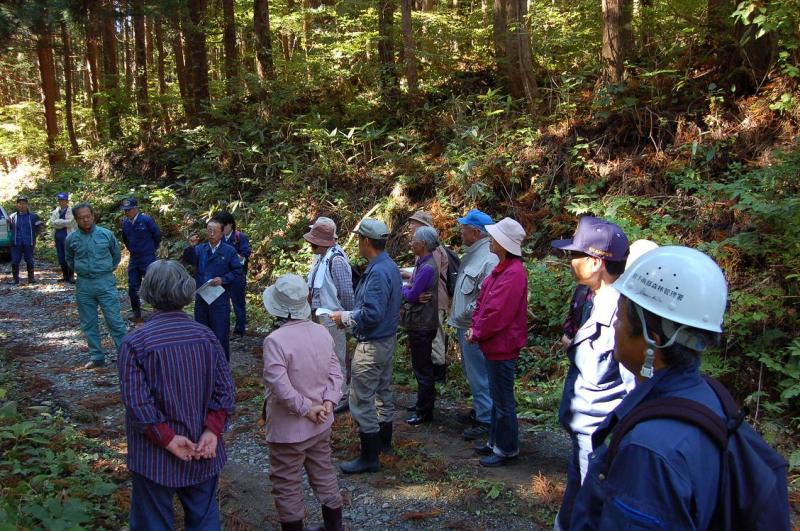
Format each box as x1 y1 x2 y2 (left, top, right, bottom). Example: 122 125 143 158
551 216 629 262
457 209 493 231
56 192 69 200
120 198 138 211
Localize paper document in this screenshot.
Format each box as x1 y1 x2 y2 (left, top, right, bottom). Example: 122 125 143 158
314 308 336 317
196 280 226 305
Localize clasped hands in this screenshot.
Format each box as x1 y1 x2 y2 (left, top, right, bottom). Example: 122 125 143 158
304 400 336 424
165 429 219 462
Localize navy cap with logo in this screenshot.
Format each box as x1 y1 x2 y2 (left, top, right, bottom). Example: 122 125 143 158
57 192 69 200
120 198 138 211
551 216 629 262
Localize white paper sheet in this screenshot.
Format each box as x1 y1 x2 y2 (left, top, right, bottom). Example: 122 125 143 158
196 279 226 305
314 308 336 317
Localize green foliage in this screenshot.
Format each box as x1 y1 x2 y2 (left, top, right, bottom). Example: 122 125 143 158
0 370 125 530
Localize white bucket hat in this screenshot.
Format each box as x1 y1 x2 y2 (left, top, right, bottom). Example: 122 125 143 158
262 274 311 320
485 217 526 256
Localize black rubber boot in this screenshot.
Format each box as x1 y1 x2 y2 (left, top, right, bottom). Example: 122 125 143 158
60 264 69 282
340 431 381 474
322 505 343 531
26 265 34 284
280 521 304 531
8 265 19 284
66 266 75 284
308 505 344 531
378 421 393 454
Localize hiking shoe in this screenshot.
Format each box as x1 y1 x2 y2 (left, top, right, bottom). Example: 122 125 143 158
83 359 106 369
456 409 477 425
474 443 494 456
479 453 518 468
462 423 490 441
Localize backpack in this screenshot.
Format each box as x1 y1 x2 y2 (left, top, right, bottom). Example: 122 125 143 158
328 247 361 292
605 375 790 531
440 246 461 298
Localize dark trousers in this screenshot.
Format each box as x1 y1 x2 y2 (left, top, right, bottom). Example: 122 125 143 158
229 274 246 335
408 329 437 413
55 231 68 267
556 432 584 530
486 358 519 456
127 261 151 313
129 472 221 531
195 294 231 360
10 244 34 268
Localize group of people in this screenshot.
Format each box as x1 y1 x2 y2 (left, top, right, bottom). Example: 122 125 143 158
3 192 790 530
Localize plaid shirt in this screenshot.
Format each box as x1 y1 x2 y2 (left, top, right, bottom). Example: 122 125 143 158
119 311 236 487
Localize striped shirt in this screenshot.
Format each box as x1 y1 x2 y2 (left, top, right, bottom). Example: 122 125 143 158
118 311 236 487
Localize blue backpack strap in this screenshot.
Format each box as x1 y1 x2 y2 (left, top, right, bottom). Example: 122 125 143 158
605 396 728 475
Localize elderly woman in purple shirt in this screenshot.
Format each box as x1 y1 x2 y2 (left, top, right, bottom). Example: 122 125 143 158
118 260 236 531
402 226 440 426
262 273 344 531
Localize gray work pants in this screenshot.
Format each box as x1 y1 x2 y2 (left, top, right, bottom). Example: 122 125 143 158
348 335 396 434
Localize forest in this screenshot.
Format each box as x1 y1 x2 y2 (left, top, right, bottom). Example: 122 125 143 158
0 0 798 528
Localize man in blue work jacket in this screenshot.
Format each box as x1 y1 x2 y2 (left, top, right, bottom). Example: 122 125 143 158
569 246 790 530
120 198 161 320
213 211 251 339
65 203 129 369
8 196 44 285
182 219 243 360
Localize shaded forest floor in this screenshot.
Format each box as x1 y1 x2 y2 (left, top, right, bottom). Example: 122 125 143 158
0 258 572 530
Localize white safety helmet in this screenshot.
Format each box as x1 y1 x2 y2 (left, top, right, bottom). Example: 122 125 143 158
614 246 728 378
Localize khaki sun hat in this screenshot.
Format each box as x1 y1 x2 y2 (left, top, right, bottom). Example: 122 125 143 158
262 274 311 320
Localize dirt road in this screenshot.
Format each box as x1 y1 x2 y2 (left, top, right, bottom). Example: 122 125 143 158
0 259 569 530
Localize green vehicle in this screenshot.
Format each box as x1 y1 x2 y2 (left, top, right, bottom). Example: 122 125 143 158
0 205 12 260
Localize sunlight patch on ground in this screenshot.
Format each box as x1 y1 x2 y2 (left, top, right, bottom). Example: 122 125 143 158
0 159 46 201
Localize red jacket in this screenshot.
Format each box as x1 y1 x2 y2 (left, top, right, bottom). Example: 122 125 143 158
470 257 528 360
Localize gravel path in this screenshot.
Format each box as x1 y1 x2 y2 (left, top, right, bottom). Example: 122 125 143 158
0 259 570 530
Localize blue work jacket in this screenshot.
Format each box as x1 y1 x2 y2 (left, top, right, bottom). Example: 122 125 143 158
222 230 251 264
122 213 161 264
182 241 243 288
559 287 635 437
570 364 725 530
352 251 402 342
10 212 43 246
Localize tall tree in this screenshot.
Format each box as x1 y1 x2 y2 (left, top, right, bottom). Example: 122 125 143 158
123 16 133 92
504 0 536 106
377 0 398 104
171 24 193 116
254 0 275 80
154 17 171 131
34 8 65 165
101 0 122 138
222 0 238 93
185 0 210 120
85 1 103 139
492 0 507 83
60 17 80 155
400 0 418 96
133 0 149 131
600 0 631 85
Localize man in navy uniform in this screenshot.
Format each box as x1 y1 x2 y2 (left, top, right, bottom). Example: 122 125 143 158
8 196 43 285
213 212 252 340
120 198 161 320
182 219 243 360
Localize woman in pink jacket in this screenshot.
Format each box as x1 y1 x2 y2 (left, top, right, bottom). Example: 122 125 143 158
262 274 345 531
467 217 528 467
